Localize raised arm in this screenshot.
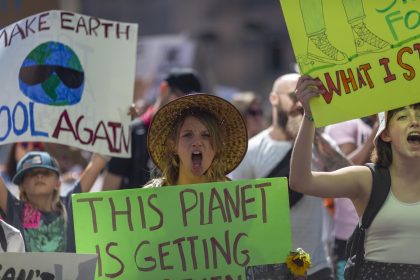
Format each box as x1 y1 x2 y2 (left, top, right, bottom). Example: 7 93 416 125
0 176 8 215
79 153 109 193
289 75 371 207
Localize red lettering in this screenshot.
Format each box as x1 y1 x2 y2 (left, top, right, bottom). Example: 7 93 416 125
52 110 79 140
75 16 88 34
38 12 50 31
397 46 415 81
379 57 397 83
61 12 75 31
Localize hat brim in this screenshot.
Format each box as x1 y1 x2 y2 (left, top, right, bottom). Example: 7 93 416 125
147 93 248 175
374 111 387 146
12 165 60 185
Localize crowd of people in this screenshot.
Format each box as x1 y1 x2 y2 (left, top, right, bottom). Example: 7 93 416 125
0 67 419 280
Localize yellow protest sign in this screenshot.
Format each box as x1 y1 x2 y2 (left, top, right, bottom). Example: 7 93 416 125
72 178 292 279
280 0 419 127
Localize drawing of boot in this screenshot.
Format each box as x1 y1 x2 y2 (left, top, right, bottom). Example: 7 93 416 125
351 21 390 54
307 32 348 65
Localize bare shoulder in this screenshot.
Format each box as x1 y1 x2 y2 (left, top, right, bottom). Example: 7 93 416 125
343 165 373 216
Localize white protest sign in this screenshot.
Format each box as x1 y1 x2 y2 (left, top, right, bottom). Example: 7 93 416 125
0 10 138 157
136 34 196 103
0 253 97 280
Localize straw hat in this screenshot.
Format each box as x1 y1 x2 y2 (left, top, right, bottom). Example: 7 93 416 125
148 93 248 175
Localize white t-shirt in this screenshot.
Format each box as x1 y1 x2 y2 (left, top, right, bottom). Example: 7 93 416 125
229 128 330 275
0 220 25 252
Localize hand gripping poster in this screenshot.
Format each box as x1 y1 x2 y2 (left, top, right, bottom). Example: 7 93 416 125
280 1 419 126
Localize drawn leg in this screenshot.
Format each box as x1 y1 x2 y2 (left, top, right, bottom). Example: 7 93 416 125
300 0 348 65
343 0 390 54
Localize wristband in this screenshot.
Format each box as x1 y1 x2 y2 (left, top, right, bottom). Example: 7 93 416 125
305 114 314 122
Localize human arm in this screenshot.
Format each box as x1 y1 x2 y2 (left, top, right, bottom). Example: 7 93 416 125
346 121 379 165
101 171 123 191
0 176 7 215
79 153 109 193
289 76 371 211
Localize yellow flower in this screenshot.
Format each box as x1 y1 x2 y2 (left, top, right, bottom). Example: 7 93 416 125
286 248 311 276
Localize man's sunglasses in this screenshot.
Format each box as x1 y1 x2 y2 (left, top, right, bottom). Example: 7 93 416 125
19 65 84 89
246 108 264 117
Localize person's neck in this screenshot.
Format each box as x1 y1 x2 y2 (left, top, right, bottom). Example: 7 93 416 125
28 195 54 212
177 172 209 186
390 155 420 183
268 124 292 142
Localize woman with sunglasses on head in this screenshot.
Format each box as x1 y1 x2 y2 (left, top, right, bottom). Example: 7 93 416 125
0 149 108 252
144 93 247 188
289 75 420 279
231 91 268 139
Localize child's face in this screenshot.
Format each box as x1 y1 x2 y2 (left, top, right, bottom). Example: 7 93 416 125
20 168 60 197
383 106 420 156
175 116 216 178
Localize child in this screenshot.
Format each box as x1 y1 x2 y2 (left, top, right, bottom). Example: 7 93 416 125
0 219 25 252
290 75 420 279
0 150 107 252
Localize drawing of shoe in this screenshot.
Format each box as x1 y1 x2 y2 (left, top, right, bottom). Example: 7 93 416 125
351 22 390 54
307 32 348 65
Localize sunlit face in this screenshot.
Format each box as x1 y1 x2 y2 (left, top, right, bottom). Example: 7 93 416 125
20 168 60 198
175 116 216 179
382 106 420 156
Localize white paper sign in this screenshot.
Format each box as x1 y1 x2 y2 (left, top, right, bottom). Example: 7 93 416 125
0 253 97 280
0 10 138 157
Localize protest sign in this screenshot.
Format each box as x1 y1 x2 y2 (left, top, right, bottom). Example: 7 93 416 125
0 10 138 157
280 0 419 127
135 34 196 104
73 178 292 279
0 252 97 280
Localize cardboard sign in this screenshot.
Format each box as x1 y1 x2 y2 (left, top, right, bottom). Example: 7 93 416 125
0 252 97 280
73 178 292 279
0 10 138 157
280 0 419 127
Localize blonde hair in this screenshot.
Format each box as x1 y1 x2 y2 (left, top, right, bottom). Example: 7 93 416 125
147 109 227 187
18 160 67 222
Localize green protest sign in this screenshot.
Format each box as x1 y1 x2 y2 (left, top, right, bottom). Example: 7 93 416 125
280 0 419 127
72 177 292 279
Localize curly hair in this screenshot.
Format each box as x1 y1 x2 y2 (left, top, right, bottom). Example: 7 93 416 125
148 109 227 187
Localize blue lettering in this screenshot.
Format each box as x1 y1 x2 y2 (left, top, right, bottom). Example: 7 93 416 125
0 106 11 141
29 102 48 137
12 101 28 136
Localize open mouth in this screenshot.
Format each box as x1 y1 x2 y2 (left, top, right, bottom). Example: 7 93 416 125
407 132 420 144
191 151 203 167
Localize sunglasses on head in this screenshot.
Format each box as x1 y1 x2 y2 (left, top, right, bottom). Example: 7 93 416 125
246 108 263 117
19 65 84 88
19 142 45 151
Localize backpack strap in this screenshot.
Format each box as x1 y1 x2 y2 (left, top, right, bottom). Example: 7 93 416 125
265 147 303 208
349 163 391 279
361 163 391 229
0 223 7 252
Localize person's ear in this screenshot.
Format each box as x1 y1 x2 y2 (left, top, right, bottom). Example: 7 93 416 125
380 128 391 142
269 91 278 105
159 81 171 96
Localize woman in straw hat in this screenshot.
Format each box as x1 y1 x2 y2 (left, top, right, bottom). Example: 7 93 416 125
145 93 248 187
290 75 420 279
